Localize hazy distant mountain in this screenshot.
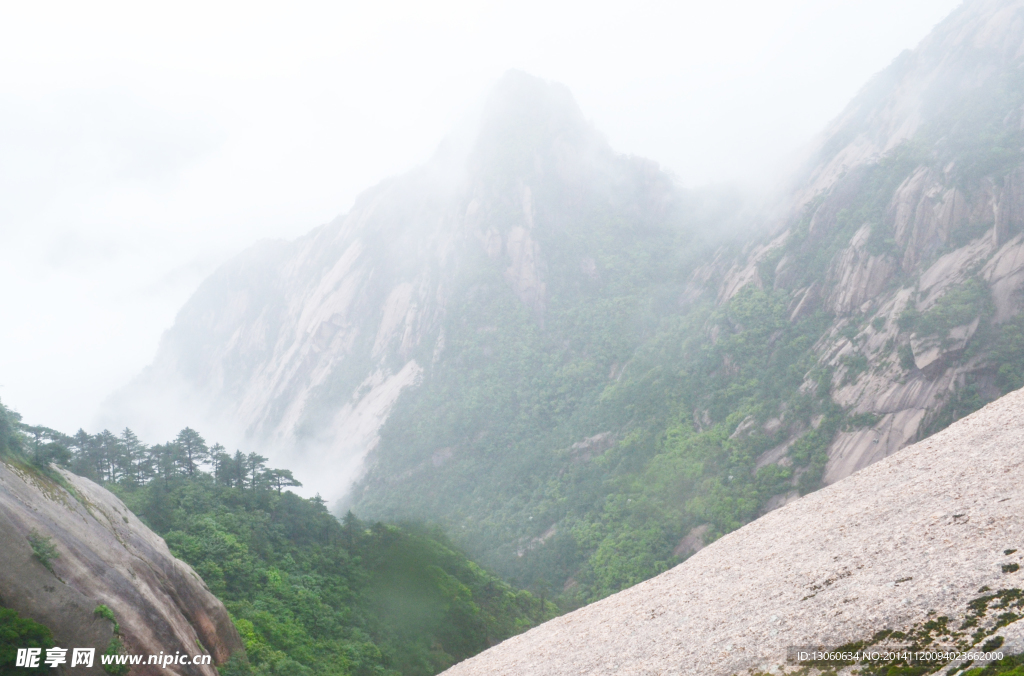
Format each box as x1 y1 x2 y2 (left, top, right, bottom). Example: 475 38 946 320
103 71 746 499
106 0 1024 604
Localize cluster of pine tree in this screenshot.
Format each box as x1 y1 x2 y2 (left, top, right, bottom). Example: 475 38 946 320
17 421 301 494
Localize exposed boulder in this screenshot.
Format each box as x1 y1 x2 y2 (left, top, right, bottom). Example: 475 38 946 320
0 460 243 676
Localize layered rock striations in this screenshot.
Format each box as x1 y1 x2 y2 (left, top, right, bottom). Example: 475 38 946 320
0 459 243 675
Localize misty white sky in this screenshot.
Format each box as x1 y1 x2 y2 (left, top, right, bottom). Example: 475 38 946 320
1 0 962 438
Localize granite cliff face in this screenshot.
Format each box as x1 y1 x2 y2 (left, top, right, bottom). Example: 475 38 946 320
0 459 243 675
789 0 1024 206
706 0 1024 486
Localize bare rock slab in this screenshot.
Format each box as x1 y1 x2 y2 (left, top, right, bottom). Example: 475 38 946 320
0 461 243 675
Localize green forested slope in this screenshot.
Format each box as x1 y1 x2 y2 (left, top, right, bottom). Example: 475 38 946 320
70 3 1024 637
0 401 550 676
117 481 551 676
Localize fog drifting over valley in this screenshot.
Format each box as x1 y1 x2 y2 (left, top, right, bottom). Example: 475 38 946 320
2 0 961 438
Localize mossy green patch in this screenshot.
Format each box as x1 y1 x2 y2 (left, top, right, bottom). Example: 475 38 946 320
0 606 53 675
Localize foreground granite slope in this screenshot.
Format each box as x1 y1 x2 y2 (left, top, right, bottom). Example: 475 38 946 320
444 387 1024 676
0 461 243 676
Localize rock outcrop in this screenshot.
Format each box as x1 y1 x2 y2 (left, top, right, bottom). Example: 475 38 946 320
712 0 1024 489
0 459 243 675
441 386 1024 676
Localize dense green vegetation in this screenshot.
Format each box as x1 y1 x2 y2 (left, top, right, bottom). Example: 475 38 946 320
119 479 550 676
0 401 549 676
964 655 1024 676
899 278 995 341
0 607 52 676
352 116 941 606
6 43 1024 676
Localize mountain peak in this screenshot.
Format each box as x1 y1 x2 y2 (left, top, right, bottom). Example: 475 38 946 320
469 71 608 178
481 70 588 139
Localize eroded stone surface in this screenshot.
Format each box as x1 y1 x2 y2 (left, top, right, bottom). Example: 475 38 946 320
0 461 243 676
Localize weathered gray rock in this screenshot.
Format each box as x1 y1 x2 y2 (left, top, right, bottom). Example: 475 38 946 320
917 235 996 310
89 0 1024 610
0 460 243 676
983 233 1024 322
788 0 1024 209
824 225 897 314
710 0 1024 490
442 386 1024 676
